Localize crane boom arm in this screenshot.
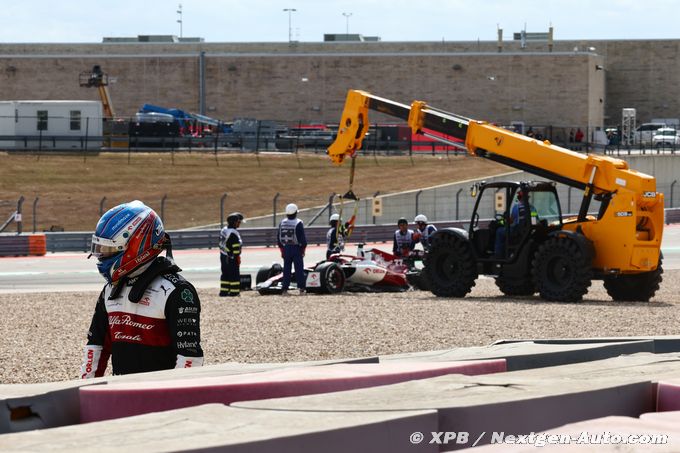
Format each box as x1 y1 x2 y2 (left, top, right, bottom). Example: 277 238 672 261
328 90 658 200
97 85 115 118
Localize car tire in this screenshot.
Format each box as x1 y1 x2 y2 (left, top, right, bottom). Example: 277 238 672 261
314 262 345 294
256 263 283 285
406 271 430 290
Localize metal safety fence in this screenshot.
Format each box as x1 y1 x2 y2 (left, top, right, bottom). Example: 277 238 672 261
2 210 677 255
41 221 468 254
6 114 677 156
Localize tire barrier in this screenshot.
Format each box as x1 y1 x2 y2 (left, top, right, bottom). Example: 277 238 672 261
0 234 46 257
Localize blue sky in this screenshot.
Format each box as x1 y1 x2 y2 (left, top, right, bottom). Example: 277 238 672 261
1 0 678 43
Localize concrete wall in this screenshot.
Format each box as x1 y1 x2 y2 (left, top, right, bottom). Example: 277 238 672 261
0 43 604 130
0 38 677 135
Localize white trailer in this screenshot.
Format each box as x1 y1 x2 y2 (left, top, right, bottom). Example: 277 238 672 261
0 100 102 150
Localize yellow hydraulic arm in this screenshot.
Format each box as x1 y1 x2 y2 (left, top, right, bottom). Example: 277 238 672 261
97 85 115 118
328 89 664 274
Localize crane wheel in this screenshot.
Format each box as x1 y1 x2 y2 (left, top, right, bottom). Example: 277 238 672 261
423 234 477 297
495 275 536 296
532 237 592 302
603 260 663 302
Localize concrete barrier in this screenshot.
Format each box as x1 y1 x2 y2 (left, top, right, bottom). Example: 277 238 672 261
0 234 46 257
0 404 440 453
79 360 506 423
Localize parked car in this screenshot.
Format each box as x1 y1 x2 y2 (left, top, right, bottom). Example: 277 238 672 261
128 112 180 148
275 126 335 151
633 123 666 145
652 128 680 149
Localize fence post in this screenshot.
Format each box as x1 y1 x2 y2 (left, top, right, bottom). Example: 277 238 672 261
161 194 168 223
373 123 379 155
308 201 332 227
84 116 89 152
215 122 221 152
255 120 261 151
32 197 39 233
415 190 423 217
99 197 107 216
374 134 380 165
220 193 228 229
671 180 677 208
16 196 25 235
328 193 336 221
294 120 302 152
455 188 463 220
273 192 280 227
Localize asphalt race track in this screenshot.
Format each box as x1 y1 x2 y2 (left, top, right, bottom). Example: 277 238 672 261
0 241 387 293
0 226 678 293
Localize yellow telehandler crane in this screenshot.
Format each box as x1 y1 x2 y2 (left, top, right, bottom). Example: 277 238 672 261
328 90 664 302
79 65 129 148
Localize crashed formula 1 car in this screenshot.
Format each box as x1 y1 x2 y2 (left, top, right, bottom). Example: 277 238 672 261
255 244 428 295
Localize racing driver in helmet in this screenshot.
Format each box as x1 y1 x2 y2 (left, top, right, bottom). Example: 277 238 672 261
81 200 204 378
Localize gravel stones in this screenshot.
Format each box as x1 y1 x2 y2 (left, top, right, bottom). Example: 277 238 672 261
1 271 678 384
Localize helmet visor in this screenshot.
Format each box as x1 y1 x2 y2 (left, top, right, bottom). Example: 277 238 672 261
89 243 120 259
89 235 124 259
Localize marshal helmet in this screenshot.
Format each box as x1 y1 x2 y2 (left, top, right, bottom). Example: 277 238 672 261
285 203 298 215
227 212 244 227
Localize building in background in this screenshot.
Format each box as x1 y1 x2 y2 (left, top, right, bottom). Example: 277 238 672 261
0 38 677 136
0 100 102 150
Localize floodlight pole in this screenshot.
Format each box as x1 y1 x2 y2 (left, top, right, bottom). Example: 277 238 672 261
176 4 183 38
342 12 352 38
283 8 297 43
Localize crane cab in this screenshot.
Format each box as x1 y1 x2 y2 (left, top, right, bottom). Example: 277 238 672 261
469 181 561 264
452 180 567 297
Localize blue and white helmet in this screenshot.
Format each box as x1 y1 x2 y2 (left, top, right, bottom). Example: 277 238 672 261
90 200 167 283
